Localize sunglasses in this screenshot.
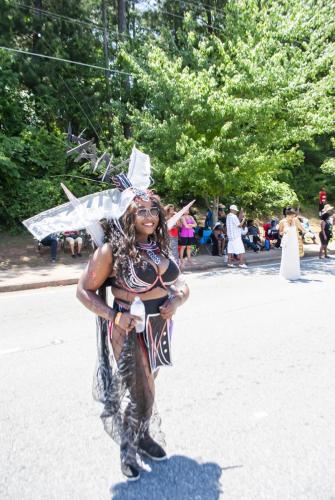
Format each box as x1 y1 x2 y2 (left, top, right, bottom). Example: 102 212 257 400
136 207 160 218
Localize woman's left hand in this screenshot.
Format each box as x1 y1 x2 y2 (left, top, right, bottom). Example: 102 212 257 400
159 296 181 320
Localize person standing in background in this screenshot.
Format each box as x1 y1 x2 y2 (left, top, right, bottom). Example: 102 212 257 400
179 209 197 268
278 208 302 280
165 204 179 262
218 204 226 225
205 206 213 229
319 188 327 216
226 204 247 268
319 204 333 259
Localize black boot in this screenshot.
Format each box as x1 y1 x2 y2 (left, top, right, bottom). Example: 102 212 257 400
120 437 141 481
139 434 167 461
120 459 140 481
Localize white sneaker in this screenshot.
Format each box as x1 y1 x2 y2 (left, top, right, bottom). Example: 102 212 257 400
239 264 248 269
227 263 235 268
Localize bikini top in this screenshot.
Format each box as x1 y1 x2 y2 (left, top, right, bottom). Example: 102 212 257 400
106 257 180 294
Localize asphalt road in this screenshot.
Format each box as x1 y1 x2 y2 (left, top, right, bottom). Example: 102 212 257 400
1 258 335 500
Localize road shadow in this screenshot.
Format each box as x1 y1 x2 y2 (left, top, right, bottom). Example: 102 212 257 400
285 277 323 283
110 454 225 500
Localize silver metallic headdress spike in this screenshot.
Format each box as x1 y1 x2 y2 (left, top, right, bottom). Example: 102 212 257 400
23 138 153 246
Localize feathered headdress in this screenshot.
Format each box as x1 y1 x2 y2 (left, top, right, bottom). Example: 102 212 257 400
23 144 194 247
22 146 153 246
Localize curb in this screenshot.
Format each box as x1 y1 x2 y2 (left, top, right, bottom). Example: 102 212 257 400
0 250 321 293
183 253 284 273
0 278 79 293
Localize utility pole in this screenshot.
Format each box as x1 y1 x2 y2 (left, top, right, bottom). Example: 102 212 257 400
118 0 131 138
118 0 127 34
101 0 112 139
32 0 42 50
101 0 110 81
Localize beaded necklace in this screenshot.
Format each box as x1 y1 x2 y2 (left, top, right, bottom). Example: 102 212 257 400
136 241 161 265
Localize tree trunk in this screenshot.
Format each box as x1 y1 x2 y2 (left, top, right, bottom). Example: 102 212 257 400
212 196 219 225
132 0 136 39
206 8 213 34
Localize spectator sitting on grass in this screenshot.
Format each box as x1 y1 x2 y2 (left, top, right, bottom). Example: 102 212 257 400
241 220 259 252
40 232 59 263
298 215 317 244
63 230 83 258
267 219 281 248
211 222 225 256
247 219 263 249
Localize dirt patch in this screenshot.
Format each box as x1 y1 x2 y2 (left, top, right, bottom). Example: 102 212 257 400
0 232 92 270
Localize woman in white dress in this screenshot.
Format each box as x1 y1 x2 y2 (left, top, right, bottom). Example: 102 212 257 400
278 208 301 280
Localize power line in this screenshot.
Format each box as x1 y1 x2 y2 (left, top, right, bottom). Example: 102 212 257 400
131 3 224 33
160 9 224 32
14 1 222 39
58 74 102 141
16 2 102 29
179 0 227 16
148 0 226 18
40 35 105 139
0 46 133 76
14 2 131 39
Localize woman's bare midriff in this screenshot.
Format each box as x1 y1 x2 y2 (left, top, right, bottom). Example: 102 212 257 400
112 286 168 304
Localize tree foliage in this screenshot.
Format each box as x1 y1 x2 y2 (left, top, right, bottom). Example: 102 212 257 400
125 0 335 211
0 0 334 228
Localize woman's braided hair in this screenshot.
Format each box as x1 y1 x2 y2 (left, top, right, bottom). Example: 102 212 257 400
102 195 171 278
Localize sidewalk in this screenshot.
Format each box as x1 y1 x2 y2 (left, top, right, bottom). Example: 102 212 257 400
0 244 323 293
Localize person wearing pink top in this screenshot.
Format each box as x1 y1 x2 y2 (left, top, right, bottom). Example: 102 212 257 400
179 209 197 268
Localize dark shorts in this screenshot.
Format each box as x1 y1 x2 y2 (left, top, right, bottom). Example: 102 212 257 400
179 236 196 246
319 232 331 246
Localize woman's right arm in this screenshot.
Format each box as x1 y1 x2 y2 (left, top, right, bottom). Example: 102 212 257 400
187 216 197 228
182 216 196 228
76 243 116 321
321 220 326 238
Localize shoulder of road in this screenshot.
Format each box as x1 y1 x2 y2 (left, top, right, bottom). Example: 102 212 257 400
0 244 326 293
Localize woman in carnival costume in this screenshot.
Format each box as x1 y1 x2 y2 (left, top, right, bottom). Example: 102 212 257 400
23 147 189 481
77 184 189 480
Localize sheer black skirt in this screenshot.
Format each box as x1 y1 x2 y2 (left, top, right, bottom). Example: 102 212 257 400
93 291 167 466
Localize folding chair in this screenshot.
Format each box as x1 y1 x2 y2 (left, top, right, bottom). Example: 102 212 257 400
198 228 213 254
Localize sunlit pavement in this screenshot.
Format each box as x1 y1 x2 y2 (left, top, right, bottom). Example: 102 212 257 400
1 257 335 499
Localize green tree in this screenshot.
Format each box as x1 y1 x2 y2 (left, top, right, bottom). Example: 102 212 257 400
123 0 335 213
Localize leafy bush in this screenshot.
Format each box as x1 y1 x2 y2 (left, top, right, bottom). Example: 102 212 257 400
0 127 68 227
